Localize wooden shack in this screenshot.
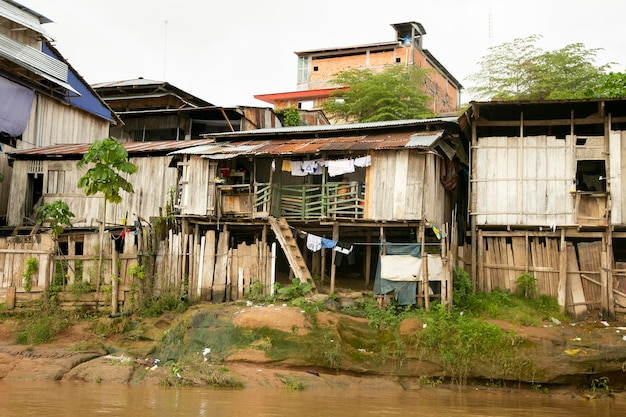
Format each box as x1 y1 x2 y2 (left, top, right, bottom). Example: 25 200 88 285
170 118 468 305
464 98 626 318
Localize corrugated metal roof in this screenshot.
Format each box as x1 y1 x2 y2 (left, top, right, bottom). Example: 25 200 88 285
1 1 51 37
8 130 447 160
0 31 77 93
201 117 458 138
171 131 445 158
8 139 217 158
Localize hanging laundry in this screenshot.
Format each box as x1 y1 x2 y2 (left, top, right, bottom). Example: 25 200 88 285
354 155 371 168
333 242 353 254
281 160 292 172
290 161 308 176
432 224 442 240
321 237 337 249
334 241 355 266
426 218 443 240
380 254 421 281
300 159 323 175
306 233 322 252
326 159 355 177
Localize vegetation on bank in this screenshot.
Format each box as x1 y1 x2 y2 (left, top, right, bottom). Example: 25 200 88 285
0 267 604 392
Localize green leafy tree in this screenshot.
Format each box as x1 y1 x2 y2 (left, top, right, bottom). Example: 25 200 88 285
276 106 301 127
322 65 434 123
36 200 75 239
77 137 137 204
77 137 137 290
584 71 626 98
469 35 612 101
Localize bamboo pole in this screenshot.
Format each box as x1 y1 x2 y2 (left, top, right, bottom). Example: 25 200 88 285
112 249 119 315
330 222 339 295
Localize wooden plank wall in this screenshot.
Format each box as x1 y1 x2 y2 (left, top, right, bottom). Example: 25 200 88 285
473 135 574 226
481 235 582 300
153 230 273 303
366 150 430 222
0 234 55 292
479 234 608 316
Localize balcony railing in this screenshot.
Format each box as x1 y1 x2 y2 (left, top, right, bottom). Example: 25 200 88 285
279 182 364 220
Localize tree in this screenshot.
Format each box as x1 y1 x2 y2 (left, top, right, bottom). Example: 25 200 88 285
77 137 137 291
276 106 301 127
36 200 75 239
77 137 137 204
585 71 626 98
321 65 434 123
468 35 612 101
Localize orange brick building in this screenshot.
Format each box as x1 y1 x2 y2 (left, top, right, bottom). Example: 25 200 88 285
255 22 463 119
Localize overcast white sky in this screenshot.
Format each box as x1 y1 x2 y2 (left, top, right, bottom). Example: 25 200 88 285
22 0 626 107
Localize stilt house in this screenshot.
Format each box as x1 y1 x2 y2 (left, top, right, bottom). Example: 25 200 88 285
169 118 468 304
464 98 626 319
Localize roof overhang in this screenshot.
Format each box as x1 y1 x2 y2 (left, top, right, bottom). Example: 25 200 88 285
254 87 346 105
0 31 79 94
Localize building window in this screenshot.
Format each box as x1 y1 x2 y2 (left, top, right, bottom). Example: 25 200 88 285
395 57 401 63
297 56 310 83
298 100 314 110
576 160 606 192
313 66 319 71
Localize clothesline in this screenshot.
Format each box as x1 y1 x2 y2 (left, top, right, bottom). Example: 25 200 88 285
282 155 372 177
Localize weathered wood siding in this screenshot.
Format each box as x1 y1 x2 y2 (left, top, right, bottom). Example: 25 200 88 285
178 156 217 216
109 156 180 224
610 130 625 225
0 234 54 291
365 150 444 224
473 135 578 226
22 95 110 147
8 156 179 227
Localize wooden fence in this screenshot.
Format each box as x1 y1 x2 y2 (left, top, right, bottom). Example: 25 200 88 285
152 229 275 303
1 227 275 311
477 233 623 319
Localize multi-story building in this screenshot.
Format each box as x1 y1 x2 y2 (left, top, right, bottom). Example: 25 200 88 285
255 22 463 119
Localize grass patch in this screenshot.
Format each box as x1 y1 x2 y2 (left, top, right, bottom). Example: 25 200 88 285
15 314 71 345
160 360 244 388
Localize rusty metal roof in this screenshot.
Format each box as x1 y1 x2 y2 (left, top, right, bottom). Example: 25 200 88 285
8 126 450 160
7 139 217 159
170 131 445 159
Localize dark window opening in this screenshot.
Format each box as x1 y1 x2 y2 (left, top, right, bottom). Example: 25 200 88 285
576 160 606 192
75 240 84 280
576 137 587 146
58 241 69 256
395 57 401 63
313 66 318 71
26 173 44 222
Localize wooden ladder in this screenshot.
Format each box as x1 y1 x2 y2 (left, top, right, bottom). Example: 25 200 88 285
268 216 316 291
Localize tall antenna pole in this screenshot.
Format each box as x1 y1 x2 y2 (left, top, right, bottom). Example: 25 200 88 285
163 20 168 80
488 9 493 46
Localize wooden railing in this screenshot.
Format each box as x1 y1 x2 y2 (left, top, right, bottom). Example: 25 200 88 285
279 183 364 220
280 184 324 220
254 183 271 217
323 182 364 219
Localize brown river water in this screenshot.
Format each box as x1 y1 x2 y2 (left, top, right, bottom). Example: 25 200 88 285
1 380 624 416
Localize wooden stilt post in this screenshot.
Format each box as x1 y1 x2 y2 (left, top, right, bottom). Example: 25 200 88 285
418 220 426 309
330 222 339 295
558 228 567 313
365 229 372 286
112 249 119 315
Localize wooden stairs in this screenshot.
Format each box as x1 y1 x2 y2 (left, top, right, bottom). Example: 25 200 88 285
268 216 316 291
